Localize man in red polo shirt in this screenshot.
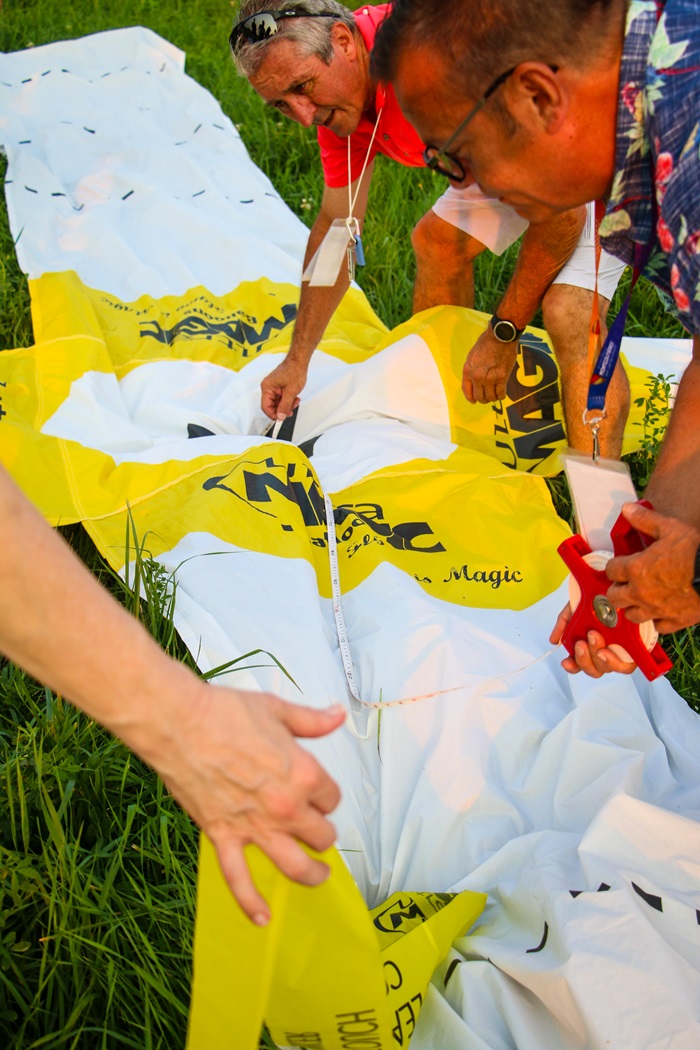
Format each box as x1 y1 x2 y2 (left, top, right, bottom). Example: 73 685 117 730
230 0 626 456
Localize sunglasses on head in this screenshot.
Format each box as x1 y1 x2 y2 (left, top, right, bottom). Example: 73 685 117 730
229 8 337 52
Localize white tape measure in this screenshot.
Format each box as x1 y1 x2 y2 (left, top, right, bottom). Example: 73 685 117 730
324 494 361 702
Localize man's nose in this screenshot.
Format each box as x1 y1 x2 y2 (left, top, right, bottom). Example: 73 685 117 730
287 96 317 128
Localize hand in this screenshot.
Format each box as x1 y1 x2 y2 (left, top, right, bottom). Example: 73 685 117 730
261 357 308 421
549 604 637 677
151 684 345 925
606 503 700 634
462 328 519 404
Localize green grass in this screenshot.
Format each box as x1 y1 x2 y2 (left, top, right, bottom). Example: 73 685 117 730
0 0 698 1047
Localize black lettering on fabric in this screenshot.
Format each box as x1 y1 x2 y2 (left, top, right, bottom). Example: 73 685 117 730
285 1032 324 1049
0 379 6 421
336 1009 382 1048
139 302 297 356
441 564 523 588
491 336 565 472
383 960 403 993
392 995 422 1046
373 897 426 935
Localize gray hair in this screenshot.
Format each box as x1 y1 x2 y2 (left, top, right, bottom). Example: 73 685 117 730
371 0 626 104
230 0 357 79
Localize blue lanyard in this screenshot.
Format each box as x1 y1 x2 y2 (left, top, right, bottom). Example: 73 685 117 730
586 236 653 413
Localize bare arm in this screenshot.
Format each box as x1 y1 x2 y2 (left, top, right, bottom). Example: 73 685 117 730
463 205 586 403
0 467 344 922
261 165 374 420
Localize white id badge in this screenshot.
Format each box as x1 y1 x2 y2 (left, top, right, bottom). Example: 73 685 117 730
562 451 638 551
303 219 352 286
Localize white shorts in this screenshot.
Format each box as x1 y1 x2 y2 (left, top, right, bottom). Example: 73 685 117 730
431 186 625 302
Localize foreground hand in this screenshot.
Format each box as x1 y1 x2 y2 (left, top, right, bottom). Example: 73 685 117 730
154 685 345 924
462 328 519 404
261 358 308 420
606 503 700 634
549 605 637 677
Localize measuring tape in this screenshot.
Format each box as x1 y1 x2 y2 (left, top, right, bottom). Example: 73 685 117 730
324 494 362 703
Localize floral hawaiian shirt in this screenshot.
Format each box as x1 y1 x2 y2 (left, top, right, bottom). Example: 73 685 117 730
599 0 700 333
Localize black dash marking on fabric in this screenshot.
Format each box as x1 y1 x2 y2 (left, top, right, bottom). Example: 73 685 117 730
281 524 293 532
122 190 134 201
73 204 84 212
175 141 186 146
41 70 51 76
526 922 549 954
4 180 12 185
298 434 322 458
19 140 32 145
1 82 13 88
101 72 111 78
159 63 166 72
187 423 216 439
24 186 38 194
121 66 128 72
240 198 254 204
192 190 205 197
444 960 462 988
632 882 662 912
696 910 700 925
21 78 32 84
61 69 72 74
13 226 24 246
265 192 277 198
570 882 611 899
51 192 66 197
83 127 95 134
193 124 202 133
213 123 225 130
60 120 74 125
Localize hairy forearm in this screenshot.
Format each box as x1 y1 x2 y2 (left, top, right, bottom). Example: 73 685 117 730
645 338 700 527
0 469 197 756
497 206 586 326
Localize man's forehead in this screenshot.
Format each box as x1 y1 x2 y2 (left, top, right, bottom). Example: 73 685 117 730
248 39 321 98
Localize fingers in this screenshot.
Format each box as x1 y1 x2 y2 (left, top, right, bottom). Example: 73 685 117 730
620 501 662 541
279 701 346 739
549 603 572 644
277 389 300 420
261 381 282 420
214 836 272 926
560 630 636 677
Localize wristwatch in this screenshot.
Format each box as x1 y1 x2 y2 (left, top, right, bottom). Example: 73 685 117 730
692 542 700 598
490 313 524 343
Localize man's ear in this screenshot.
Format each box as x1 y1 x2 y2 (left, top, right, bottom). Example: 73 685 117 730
506 63 567 134
331 21 357 60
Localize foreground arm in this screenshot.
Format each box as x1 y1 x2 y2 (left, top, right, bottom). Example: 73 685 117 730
0 467 344 923
261 167 373 420
463 206 586 403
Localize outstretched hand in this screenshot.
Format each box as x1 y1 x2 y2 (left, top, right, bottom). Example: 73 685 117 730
152 684 345 925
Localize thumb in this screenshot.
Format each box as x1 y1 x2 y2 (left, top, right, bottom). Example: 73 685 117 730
621 501 663 541
278 701 346 739
277 383 301 419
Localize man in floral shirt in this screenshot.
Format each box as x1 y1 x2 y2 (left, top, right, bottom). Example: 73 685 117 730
372 0 700 674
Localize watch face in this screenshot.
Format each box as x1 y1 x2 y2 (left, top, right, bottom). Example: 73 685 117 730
492 318 518 342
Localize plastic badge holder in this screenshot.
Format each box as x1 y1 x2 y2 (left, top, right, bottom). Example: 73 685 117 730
557 499 673 681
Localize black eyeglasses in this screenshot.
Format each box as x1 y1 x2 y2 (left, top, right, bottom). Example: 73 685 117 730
422 67 517 182
229 8 337 52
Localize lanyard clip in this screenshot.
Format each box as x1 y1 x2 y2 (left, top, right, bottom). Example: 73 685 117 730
582 407 606 462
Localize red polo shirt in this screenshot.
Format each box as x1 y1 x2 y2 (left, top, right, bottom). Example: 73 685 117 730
316 3 425 187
